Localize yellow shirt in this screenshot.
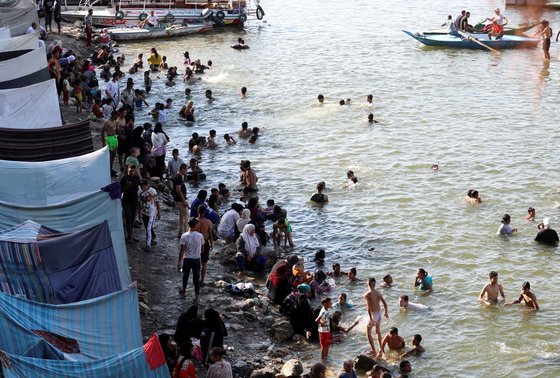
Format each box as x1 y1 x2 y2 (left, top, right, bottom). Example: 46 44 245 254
147 53 162 66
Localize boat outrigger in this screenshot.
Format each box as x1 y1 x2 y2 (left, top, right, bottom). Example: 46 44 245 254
61 0 265 28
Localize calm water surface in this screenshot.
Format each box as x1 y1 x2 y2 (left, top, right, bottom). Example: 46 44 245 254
117 0 560 376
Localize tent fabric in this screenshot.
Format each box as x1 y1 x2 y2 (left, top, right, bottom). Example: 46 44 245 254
0 220 122 304
0 79 62 129
0 287 142 360
0 190 131 289
0 46 49 89
0 0 39 37
0 33 36 61
3 334 169 378
0 120 94 161
0 147 110 206
0 26 11 39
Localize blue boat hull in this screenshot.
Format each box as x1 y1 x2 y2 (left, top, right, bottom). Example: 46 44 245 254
402 30 540 50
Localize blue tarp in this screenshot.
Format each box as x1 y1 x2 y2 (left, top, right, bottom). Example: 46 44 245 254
0 287 142 361
3 335 170 378
0 220 122 304
0 190 130 288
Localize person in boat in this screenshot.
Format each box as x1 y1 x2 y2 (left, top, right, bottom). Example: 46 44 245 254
442 15 461 38
487 20 504 40
459 11 474 33
140 10 159 28
454 10 465 31
485 8 508 29
534 20 552 60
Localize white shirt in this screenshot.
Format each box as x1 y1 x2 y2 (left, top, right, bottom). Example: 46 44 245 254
104 80 119 104
151 132 168 149
146 15 159 27
180 231 204 259
316 307 331 333
444 19 457 33
218 209 240 235
405 301 428 310
138 187 158 217
489 14 506 26
27 25 45 35
158 109 168 123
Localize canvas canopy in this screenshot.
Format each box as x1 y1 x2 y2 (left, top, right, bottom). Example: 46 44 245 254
0 120 94 161
0 26 11 39
0 46 49 89
0 79 62 129
0 189 131 288
0 220 122 304
0 287 142 361
0 32 37 60
0 0 39 37
0 147 109 205
2 333 169 378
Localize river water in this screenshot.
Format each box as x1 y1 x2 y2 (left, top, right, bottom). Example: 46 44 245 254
116 0 560 376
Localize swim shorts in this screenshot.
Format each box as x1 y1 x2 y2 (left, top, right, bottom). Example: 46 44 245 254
201 240 210 263
319 331 331 348
105 135 118 151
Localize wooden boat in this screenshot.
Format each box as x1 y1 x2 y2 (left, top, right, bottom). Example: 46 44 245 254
546 2 560 8
402 30 540 50
424 22 539 36
108 23 212 40
61 0 263 27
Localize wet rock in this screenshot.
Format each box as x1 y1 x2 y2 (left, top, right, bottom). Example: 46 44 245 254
270 347 289 358
354 353 377 372
232 361 253 377
280 359 303 377
291 334 306 342
243 311 257 321
250 366 276 378
271 319 293 341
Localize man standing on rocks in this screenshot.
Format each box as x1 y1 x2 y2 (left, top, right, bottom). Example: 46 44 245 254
177 218 204 304
192 204 213 287
84 9 93 47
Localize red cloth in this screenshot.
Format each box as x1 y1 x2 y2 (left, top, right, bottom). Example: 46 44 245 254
319 331 331 348
144 333 166 370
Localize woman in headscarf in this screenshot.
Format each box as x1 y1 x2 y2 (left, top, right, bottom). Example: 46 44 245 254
235 224 266 275
304 362 327 378
175 305 205 346
158 333 178 374
200 309 227 366
236 209 251 233
266 254 299 304
151 122 169 179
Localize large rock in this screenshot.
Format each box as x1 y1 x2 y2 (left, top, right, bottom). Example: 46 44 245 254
354 353 377 372
250 366 276 378
271 319 293 341
280 359 303 377
232 361 253 377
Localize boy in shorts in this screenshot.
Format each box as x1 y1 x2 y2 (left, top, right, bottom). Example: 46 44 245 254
364 277 389 356
315 297 332 360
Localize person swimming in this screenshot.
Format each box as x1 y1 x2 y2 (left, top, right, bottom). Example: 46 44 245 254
466 189 482 203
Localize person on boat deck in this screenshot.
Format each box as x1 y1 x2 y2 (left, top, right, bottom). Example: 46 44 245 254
442 15 461 38
487 20 504 40
459 11 474 33
454 10 465 31
486 8 508 28
140 10 159 28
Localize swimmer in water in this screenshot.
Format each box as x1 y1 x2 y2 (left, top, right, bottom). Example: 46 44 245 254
343 176 358 188
399 295 428 310
497 214 517 236
466 189 482 204
382 274 396 288
345 98 351 105
378 327 405 358
505 281 539 310
478 271 505 305
526 207 536 221
317 94 324 104
398 334 425 359
366 94 373 107
368 113 379 124
431 164 439 171
339 99 345 106
348 267 357 281
240 86 247 98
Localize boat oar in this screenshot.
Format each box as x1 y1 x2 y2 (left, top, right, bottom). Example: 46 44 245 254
458 31 500 54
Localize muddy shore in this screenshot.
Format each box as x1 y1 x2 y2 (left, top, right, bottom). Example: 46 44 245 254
53 22 328 377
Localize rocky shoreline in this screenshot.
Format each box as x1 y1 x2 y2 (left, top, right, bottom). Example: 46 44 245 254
53 23 341 378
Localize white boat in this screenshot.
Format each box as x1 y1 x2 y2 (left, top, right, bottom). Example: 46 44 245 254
108 23 212 40
61 0 264 28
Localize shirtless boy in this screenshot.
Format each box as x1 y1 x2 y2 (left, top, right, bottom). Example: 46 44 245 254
506 282 539 311
379 327 405 358
101 110 120 175
364 277 389 356
398 334 425 359
479 271 505 305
